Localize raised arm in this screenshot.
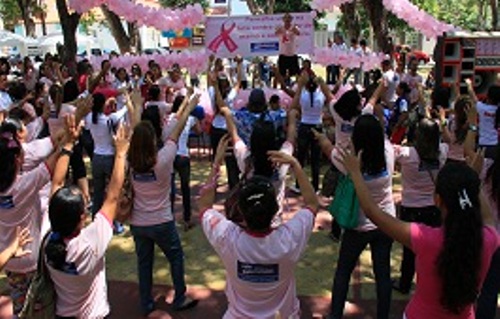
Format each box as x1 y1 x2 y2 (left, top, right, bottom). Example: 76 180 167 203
73 95 93 125
198 134 230 212
465 78 478 104
169 93 200 142
464 104 478 161
317 77 334 103
312 128 334 158
220 106 239 144
336 148 412 248
268 151 319 213
88 61 111 93
99 124 129 221
50 115 82 195
286 109 298 145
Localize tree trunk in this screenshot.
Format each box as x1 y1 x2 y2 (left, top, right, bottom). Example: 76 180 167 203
266 0 275 14
40 12 47 36
17 0 36 37
340 1 360 41
491 0 499 30
362 0 391 54
101 5 137 54
56 0 80 73
127 22 142 53
245 0 264 15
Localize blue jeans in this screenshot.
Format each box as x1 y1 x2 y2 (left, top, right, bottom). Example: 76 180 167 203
130 221 187 315
91 154 114 216
476 247 500 319
329 229 393 319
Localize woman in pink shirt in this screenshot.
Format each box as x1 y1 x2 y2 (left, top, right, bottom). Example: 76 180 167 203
128 93 199 316
441 96 473 163
0 115 65 316
337 150 499 319
317 114 395 319
392 118 449 294
45 117 128 318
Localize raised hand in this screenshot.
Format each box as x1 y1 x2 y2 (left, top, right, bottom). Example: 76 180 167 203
64 114 82 144
9 227 33 259
113 123 130 157
214 134 230 166
267 150 298 166
335 147 362 176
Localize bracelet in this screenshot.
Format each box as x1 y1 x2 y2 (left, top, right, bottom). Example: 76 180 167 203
60 147 73 157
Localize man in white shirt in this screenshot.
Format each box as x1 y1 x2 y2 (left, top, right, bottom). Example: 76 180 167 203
328 32 347 84
275 13 301 80
0 72 13 122
381 59 400 108
404 58 424 106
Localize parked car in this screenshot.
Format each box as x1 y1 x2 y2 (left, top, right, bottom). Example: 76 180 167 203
394 45 431 64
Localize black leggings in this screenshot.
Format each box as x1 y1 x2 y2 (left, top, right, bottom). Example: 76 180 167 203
296 123 322 191
210 126 240 189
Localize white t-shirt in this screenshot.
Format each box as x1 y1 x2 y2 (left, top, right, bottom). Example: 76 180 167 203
476 101 498 146
113 80 129 110
0 163 50 273
25 117 45 143
22 137 54 172
208 86 237 130
383 70 400 104
0 91 13 112
395 144 449 207
130 139 177 226
277 26 298 57
231 60 250 83
47 213 113 318
299 89 325 125
175 115 197 157
201 208 315 319
85 107 128 156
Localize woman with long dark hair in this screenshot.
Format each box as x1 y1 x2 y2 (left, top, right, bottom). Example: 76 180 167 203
45 117 129 318
337 149 499 318
292 71 333 192
128 93 199 316
317 114 395 319
392 118 448 294
441 95 474 163
0 115 69 316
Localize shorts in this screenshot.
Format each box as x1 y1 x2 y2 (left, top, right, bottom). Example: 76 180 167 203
278 54 300 77
6 270 36 315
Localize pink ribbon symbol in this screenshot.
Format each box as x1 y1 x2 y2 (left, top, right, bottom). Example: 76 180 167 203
208 22 238 53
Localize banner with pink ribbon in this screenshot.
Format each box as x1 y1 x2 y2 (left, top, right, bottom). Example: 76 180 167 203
205 13 314 58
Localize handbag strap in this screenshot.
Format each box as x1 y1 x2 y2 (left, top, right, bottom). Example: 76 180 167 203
37 232 52 276
426 168 436 186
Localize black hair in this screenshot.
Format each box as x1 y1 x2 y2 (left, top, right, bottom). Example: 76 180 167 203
269 95 280 104
63 80 80 103
148 85 161 101
352 114 386 175
453 96 472 144
360 39 367 46
431 86 451 109
415 118 440 163
435 163 483 314
46 186 85 272
0 58 10 73
238 175 279 232
116 67 129 83
49 84 63 117
398 81 411 95
250 118 279 177
9 108 31 123
0 121 22 192
334 89 362 121
76 60 88 76
8 82 27 101
486 146 500 223
91 93 106 124
172 95 185 113
141 105 163 147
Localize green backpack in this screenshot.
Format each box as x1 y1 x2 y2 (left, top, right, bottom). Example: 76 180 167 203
328 174 360 229
19 233 56 319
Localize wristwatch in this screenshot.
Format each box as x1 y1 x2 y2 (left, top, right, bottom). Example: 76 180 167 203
60 147 73 157
469 124 478 132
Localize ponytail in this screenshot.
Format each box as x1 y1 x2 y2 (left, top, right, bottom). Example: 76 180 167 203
435 163 483 314
91 93 106 124
0 123 22 192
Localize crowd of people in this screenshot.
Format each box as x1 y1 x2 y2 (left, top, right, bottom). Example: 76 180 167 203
0 13 499 319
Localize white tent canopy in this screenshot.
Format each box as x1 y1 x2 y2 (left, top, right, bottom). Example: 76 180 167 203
0 30 37 56
37 32 99 55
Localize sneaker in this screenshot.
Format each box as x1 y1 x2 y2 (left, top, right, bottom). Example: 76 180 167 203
173 297 198 311
113 221 125 235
